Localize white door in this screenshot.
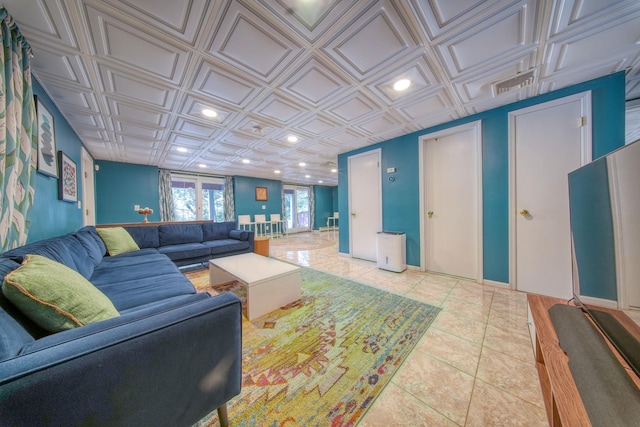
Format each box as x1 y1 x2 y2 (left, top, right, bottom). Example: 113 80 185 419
81 148 95 226
511 93 591 299
423 122 482 280
348 150 381 261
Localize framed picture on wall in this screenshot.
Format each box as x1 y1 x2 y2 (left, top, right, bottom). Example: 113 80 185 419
58 151 77 202
36 97 58 178
255 186 268 201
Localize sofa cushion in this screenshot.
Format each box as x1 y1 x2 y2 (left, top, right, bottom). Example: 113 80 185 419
159 224 204 245
202 221 236 241
124 226 160 249
2 255 120 332
73 229 105 268
204 239 251 255
158 243 210 261
97 227 140 256
229 229 249 241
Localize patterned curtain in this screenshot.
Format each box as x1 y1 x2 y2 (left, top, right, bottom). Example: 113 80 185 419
0 10 37 251
309 185 315 230
224 176 235 222
158 169 175 222
281 183 286 232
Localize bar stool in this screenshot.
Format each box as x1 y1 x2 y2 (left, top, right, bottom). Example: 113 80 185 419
327 212 339 230
270 213 285 238
238 215 252 231
254 214 267 237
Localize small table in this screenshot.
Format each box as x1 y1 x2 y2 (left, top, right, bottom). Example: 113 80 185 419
209 253 301 320
254 237 269 257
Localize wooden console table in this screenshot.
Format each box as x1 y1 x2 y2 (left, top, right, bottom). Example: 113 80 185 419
527 294 640 426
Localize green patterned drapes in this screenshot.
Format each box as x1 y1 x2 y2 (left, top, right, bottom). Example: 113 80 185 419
309 185 315 230
0 9 37 251
224 176 235 222
158 169 175 222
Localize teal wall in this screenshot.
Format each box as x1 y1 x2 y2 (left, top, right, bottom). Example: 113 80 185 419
95 161 159 224
338 72 626 284
234 176 282 221
313 186 335 230
28 78 85 242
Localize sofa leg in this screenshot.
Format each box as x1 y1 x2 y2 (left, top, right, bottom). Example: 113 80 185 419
217 403 229 427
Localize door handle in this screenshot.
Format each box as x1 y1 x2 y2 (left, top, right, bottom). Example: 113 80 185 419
427 211 433 218
351 212 356 217
519 209 530 217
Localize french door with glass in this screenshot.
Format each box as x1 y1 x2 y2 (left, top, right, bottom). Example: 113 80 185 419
171 174 225 221
284 185 310 233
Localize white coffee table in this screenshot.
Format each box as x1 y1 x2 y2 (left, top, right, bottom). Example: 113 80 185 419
209 253 301 320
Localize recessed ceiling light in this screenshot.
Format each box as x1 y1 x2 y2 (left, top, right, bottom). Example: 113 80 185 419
202 108 217 118
305 175 311 178
198 164 207 168
299 162 306 167
287 135 298 143
176 147 188 153
393 78 411 91
274 170 281 174
318 180 323 183
242 159 250 164
331 168 337 173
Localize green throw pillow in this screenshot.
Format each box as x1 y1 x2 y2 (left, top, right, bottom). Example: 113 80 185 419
2 254 120 332
96 227 140 256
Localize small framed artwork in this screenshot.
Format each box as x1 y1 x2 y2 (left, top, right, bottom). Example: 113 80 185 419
36 97 58 178
58 151 77 202
255 186 268 201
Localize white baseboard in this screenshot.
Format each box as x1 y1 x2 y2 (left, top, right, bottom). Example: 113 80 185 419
577 294 619 309
483 279 510 289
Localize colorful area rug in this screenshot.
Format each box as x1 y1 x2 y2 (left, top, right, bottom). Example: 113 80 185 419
186 267 440 427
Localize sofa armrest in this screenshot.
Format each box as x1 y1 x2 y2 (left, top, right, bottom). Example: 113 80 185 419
0 293 242 427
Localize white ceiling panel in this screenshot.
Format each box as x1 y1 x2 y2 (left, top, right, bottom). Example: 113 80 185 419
323 0 422 80
99 0 211 44
3 0 639 186
436 0 539 78
84 4 190 83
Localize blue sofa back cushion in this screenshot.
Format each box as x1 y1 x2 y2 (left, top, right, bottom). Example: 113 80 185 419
159 224 203 246
73 230 105 268
125 226 160 249
203 221 236 241
0 234 94 279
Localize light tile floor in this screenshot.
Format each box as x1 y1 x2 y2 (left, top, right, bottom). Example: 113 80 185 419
269 231 548 426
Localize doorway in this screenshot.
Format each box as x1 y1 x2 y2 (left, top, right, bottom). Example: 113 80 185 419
171 174 225 221
81 148 95 226
509 92 592 299
420 121 482 280
284 185 310 233
348 149 381 261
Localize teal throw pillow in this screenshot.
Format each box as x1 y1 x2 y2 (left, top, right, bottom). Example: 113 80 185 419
97 227 140 256
2 254 120 332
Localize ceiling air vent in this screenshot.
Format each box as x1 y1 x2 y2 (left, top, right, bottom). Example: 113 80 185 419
492 70 536 96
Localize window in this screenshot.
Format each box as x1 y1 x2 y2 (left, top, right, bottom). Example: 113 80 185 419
171 174 225 222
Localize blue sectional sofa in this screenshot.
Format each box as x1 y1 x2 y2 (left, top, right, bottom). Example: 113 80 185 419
119 220 255 267
0 222 248 426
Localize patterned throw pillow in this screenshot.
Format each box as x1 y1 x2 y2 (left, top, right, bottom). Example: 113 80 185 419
96 227 140 256
2 254 120 332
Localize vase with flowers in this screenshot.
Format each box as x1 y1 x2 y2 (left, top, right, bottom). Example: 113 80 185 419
138 207 153 223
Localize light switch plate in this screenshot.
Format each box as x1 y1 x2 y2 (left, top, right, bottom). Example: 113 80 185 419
134 204 140 211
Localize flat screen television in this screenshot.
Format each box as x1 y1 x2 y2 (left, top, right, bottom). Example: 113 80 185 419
568 139 640 377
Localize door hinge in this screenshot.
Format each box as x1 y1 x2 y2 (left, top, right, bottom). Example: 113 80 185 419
377 161 380 167
577 116 587 127
85 209 89 216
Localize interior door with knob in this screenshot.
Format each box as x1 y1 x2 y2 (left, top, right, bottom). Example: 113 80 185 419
423 122 481 280
348 149 381 261
511 93 591 299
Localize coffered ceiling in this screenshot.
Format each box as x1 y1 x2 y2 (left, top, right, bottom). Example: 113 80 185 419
4 0 640 186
